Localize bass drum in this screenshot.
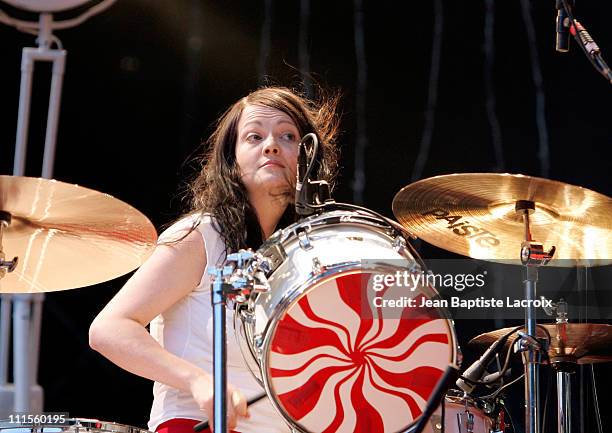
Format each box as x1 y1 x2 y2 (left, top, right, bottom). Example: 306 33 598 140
235 210 459 433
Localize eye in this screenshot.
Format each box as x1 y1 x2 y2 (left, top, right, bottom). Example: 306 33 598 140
245 133 262 143
281 132 297 142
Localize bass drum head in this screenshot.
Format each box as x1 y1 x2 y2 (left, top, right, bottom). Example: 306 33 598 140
262 269 456 433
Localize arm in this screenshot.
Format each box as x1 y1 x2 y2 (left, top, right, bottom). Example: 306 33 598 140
89 229 247 427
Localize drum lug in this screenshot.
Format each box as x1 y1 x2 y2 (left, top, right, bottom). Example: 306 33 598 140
240 307 255 324
297 228 313 250
311 257 325 275
393 235 407 251
429 414 443 433
457 410 475 433
254 334 264 352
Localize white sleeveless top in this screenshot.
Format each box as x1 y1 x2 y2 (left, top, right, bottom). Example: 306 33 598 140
148 214 290 433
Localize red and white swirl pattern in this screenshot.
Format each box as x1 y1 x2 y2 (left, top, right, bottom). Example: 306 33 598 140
267 272 452 433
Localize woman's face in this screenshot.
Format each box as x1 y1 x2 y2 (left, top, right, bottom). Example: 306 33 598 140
235 104 301 197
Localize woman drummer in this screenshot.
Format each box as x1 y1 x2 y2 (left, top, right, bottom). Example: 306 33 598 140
89 86 339 433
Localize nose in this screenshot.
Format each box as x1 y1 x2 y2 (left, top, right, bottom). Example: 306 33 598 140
262 136 280 155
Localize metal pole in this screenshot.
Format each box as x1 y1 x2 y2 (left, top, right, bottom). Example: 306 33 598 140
556 370 572 433
13 50 35 176
523 267 540 433
10 12 66 414
0 294 11 385
42 53 66 179
211 269 228 433
13 294 31 412
30 293 45 382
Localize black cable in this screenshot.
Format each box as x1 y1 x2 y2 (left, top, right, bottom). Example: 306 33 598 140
440 395 445 433
482 0 505 173
457 326 522 388
591 364 604 433
352 0 368 204
560 0 612 84
411 0 443 182
504 401 517 433
541 369 555 433
258 0 273 85
298 0 313 99
475 324 552 398
480 373 525 401
520 0 550 177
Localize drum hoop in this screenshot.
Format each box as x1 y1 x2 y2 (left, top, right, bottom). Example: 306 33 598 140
262 210 396 250
0 419 151 433
259 265 459 433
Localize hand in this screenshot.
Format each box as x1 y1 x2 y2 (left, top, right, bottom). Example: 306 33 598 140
190 375 249 431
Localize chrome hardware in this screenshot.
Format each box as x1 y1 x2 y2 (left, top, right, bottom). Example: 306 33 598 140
392 235 407 252
311 257 324 275
456 410 474 433
297 229 313 250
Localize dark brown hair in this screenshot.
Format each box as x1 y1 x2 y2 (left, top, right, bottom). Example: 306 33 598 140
185 86 340 253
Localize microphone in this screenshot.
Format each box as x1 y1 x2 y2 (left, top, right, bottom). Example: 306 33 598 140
456 333 511 393
295 133 321 217
295 140 309 216
555 0 572 53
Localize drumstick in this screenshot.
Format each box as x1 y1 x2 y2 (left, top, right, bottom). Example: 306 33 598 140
193 393 267 432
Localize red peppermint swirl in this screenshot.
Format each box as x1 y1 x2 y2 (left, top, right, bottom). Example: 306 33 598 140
268 272 453 433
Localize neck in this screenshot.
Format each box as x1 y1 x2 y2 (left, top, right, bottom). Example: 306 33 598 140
248 189 290 239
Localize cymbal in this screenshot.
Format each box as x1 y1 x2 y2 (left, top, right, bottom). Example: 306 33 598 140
392 173 612 266
0 176 157 293
469 323 612 364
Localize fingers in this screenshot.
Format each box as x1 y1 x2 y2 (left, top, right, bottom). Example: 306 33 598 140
209 388 249 431
231 389 249 418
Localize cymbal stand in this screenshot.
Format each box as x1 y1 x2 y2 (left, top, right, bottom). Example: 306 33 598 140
549 300 574 433
208 251 265 433
1 12 66 415
515 200 555 433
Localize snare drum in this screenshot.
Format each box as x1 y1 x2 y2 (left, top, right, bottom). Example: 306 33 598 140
422 391 506 433
235 210 459 433
0 419 152 433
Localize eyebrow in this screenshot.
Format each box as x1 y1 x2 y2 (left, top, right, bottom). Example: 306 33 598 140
242 120 297 129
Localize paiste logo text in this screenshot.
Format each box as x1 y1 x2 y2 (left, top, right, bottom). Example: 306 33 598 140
422 208 501 248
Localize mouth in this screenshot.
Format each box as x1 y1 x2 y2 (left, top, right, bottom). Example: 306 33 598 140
261 161 284 169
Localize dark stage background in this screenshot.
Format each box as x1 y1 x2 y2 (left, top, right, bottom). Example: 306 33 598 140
0 1 611 432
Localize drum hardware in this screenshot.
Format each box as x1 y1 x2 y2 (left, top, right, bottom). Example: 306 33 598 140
295 133 333 217
470 323 612 365
297 229 313 250
457 409 474 433
393 234 407 251
208 250 273 433
471 322 612 433
0 213 18 279
311 257 324 275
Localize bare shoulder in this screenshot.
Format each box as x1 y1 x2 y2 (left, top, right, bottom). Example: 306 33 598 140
96 228 207 326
